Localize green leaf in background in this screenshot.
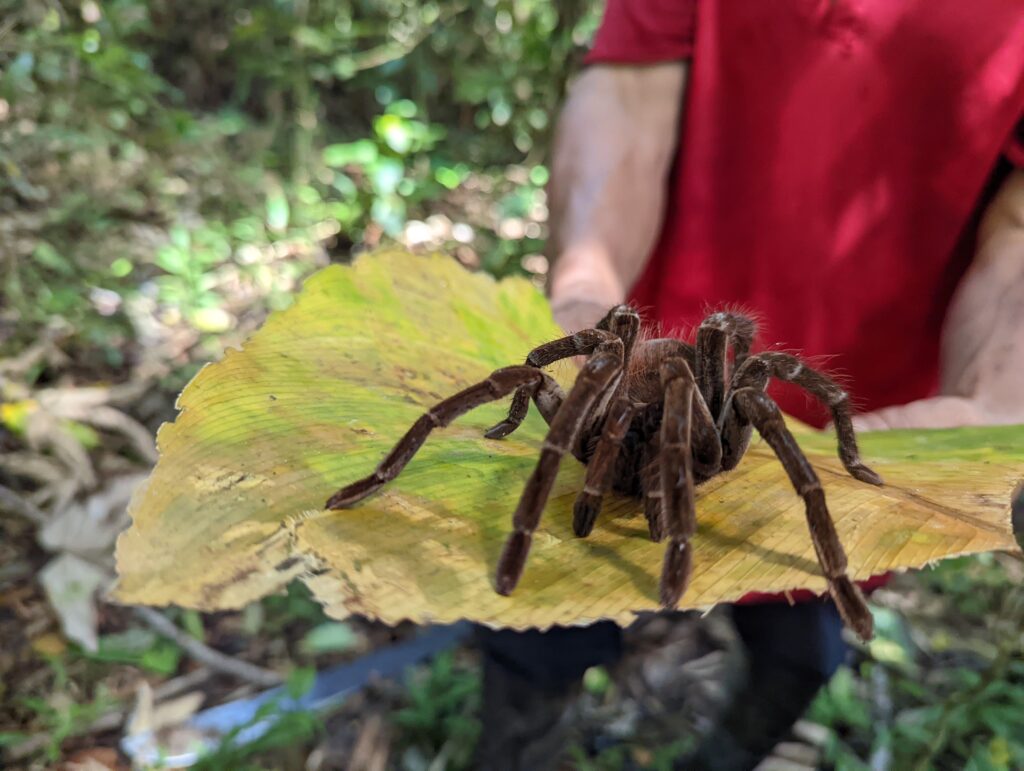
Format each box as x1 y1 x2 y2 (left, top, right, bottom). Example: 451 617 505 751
375 114 413 154
286 666 317 699
322 140 379 167
299 622 359 655
32 243 74 276
265 183 290 233
87 629 182 675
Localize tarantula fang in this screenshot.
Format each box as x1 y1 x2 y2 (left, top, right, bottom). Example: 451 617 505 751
326 306 884 640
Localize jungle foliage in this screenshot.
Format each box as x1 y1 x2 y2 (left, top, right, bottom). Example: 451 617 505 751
1 0 595 365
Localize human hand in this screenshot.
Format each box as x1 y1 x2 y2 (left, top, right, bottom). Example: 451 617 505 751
548 295 617 370
550 296 613 335
547 243 626 371
548 239 626 332
851 395 1019 432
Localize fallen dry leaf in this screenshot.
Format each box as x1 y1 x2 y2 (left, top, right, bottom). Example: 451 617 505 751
40 552 111 651
40 472 147 559
63 747 125 771
127 680 205 737
114 250 1024 628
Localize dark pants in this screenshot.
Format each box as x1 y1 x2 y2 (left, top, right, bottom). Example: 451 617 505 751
475 601 847 771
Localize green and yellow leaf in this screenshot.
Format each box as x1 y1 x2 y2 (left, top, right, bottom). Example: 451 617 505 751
113 250 1024 628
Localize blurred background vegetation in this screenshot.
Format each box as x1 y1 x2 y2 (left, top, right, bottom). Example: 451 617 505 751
1 0 591 370
1 1 1022 768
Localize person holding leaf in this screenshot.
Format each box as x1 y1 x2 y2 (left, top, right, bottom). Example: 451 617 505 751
475 1 1024 768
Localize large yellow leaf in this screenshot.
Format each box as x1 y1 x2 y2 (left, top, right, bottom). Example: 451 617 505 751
113 250 1023 628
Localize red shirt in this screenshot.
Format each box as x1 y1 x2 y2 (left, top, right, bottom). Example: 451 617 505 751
589 0 1024 427
587 0 1024 602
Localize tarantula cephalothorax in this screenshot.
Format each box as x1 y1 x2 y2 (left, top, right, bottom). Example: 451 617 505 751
326 306 884 639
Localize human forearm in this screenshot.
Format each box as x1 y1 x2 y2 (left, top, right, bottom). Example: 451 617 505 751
854 169 1024 430
546 63 687 331
940 168 1024 419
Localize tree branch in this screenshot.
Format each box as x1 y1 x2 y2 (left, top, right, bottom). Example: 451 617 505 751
135 607 282 688
0 483 48 526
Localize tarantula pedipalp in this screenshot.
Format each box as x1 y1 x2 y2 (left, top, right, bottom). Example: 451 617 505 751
326 306 884 640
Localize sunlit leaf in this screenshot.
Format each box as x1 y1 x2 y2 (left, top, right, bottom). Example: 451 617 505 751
189 307 234 334
33 242 74 275
370 158 404 195
322 140 378 168
265 185 290 233
375 114 412 154
114 250 1024 629
299 622 358 655
154 245 188 276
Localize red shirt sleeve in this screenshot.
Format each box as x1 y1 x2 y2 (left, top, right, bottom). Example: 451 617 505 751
585 0 697 65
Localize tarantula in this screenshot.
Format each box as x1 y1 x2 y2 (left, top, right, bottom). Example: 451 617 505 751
327 307 883 639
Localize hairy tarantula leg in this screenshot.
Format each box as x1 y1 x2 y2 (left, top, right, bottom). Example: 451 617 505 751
657 357 700 609
568 307 643 534
695 311 758 422
717 394 755 472
484 328 621 440
495 338 625 596
689 386 723 478
641 364 721 545
641 433 665 542
483 375 566 441
326 366 552 510
572 397 635 537
732 353 883 486
732 387 874 641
